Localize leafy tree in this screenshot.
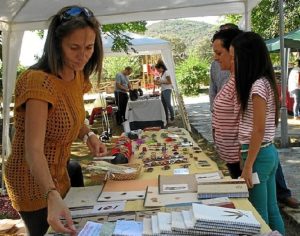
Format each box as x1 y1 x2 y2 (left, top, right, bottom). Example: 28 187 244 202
157 35 187 63
35 22 147 54
192 36 214 62
102 22 147 53
224 0 300 40
176 54 209 96
101 56 141 81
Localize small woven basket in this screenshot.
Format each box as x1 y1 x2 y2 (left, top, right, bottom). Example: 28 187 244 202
108 163 142 181
89 171 108 185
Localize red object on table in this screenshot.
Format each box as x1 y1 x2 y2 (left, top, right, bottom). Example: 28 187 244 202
89 105 113 125
111 136 132 160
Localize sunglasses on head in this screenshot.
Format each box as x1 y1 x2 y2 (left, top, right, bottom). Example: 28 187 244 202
60 6 94 22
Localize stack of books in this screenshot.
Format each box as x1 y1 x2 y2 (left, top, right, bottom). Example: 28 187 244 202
142 203 261 236
197 179 249 199
76 204 261 236
192 203 261 235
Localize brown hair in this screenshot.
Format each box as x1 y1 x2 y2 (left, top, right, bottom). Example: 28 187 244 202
155 59 167 71
31 5 103 80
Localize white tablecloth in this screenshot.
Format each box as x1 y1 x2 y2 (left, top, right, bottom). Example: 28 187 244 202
125 98 166 126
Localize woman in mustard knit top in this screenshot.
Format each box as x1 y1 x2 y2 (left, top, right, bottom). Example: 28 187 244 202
4 6 107 235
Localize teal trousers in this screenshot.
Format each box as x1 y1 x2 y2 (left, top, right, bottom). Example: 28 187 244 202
241 144 285 235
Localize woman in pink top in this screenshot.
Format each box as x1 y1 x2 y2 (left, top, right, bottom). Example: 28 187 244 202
231 32 284 234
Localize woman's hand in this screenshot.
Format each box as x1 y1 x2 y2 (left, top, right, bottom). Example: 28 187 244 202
241 163 253 189
87 134 108 157
47 191 76 234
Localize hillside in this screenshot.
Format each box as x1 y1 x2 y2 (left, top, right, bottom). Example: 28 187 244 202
145 19 217 51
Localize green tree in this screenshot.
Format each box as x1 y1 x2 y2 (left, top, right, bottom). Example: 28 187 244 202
35 22 147 54
102 22 147 53
176 54 209 96
225 0 300 39
158 35 187 63
192 36 214 62
102 56 141 81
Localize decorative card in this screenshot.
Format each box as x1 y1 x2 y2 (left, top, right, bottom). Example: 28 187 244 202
64 186 102 208
144 186 199 207
91 201 126 214
100 222 116 236
173 168 189 175
97 191 145 202
200 197 235 209
78 221 102 236
142 217 152 236
101 179 157 192
107 212 136 222
72 216 108 230
112 220 143 236
195 171 224 183
135 209 161 221
159 174 197 194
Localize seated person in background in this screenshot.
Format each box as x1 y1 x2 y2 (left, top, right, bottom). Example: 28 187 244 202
114 66 132 125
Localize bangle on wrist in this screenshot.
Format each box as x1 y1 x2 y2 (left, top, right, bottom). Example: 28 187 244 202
83 131 96 143
45 187 57 200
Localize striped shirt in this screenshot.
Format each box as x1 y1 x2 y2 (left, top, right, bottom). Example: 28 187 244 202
209 61 230 112
212 76 241 163
239 78 276 144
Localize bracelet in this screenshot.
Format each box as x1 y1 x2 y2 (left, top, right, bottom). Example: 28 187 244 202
83 131 96 143
44 187 57 200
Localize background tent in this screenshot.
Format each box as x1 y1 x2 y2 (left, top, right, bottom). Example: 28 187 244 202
103 33 177 91
265 27 300 52
0 0 262 189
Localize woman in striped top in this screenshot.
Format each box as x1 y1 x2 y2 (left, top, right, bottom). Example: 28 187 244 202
211 28 243 178
231 32 285 234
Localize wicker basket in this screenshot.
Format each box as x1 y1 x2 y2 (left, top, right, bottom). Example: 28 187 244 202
108 163 142 181
89 171 108 185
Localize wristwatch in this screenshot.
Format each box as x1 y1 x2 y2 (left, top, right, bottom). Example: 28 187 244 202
83 131 96 143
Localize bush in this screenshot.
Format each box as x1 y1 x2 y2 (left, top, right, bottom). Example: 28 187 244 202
176 55 209 96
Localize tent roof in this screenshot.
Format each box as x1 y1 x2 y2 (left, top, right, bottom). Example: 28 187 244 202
265 28 300 52
103 33 170 56
0 0 261 31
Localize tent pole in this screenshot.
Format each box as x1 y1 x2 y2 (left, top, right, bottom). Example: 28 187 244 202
279 0 289 147
244 0 250 30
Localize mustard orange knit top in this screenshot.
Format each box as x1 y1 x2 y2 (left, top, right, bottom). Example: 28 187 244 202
4 70 91 211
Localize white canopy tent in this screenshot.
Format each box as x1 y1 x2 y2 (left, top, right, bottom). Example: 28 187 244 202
103 33 177 91
1 0 262 188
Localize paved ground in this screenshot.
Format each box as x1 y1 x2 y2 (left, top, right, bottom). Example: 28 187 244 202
183 95 300 230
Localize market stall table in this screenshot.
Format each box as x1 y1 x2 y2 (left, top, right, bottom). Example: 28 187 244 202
60 128 271 235
125 97 166 130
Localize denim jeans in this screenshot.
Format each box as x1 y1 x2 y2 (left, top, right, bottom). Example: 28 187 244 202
161 89 174 122
291 89 300 117
241 144 285 235
276 161 292 201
